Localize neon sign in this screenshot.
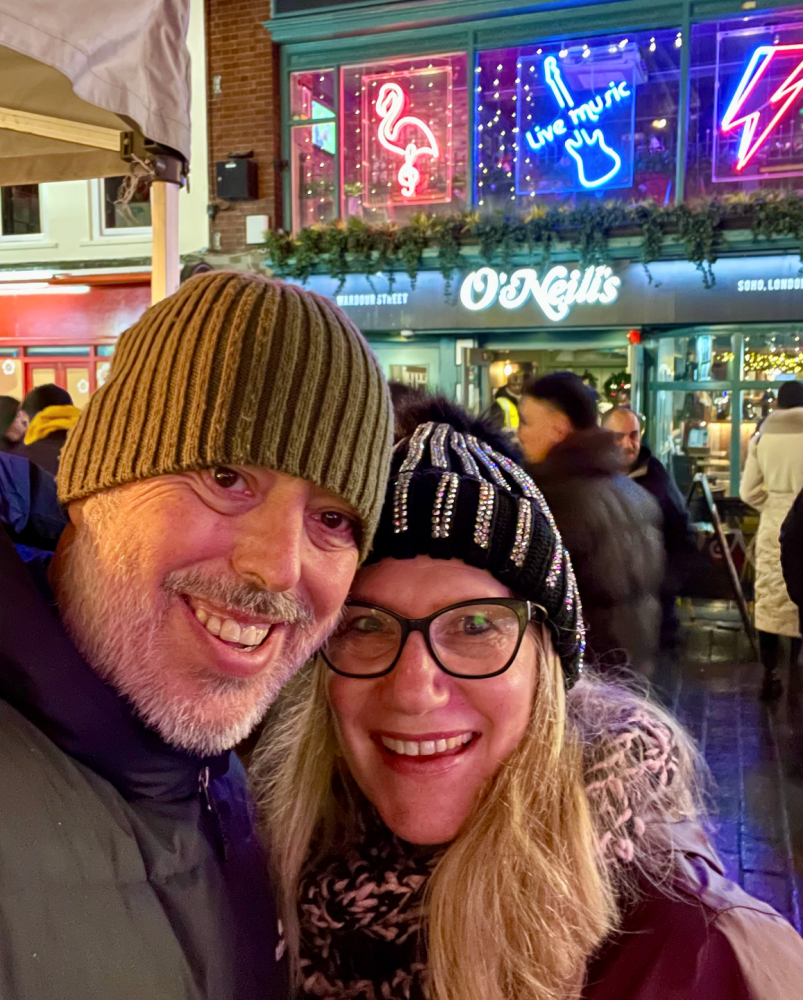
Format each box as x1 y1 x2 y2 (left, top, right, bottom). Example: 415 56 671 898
459 265 621 322
714 25 803 182
375 83 440 198
361 66 453 207
516 50 636 195
721 45 803 172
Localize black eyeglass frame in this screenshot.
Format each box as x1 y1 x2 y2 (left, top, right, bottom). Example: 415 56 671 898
321 597 543 680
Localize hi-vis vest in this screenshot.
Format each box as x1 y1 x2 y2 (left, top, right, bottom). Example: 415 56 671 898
497 395 519 429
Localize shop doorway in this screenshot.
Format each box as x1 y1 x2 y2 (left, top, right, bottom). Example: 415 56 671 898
471 345 630 414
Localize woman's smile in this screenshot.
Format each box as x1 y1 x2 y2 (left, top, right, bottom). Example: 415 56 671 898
327 556 537 844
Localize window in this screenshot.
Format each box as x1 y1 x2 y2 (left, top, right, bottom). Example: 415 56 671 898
290 70 338 230
340 52 468 223
1 185 41 236
101 176 152 233
646 325 803 494
687 11 803 198
476 29 680 210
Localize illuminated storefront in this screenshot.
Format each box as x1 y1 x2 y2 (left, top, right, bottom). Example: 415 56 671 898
274 0 803 495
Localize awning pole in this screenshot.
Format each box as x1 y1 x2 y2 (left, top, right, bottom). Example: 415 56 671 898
150 179 180 304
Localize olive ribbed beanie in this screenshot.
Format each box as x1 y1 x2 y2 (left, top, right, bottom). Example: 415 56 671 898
57 271 393 560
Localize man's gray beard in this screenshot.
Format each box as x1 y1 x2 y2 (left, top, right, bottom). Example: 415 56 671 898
54 506 325 756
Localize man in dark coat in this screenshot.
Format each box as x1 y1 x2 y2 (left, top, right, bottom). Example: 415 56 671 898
14 383 80 475
780 486 803 633
0 272 393 1000
602 407 697 670
780 487 803 711
519 373 664 676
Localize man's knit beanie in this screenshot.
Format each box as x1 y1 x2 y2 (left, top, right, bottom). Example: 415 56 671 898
57 271 393 560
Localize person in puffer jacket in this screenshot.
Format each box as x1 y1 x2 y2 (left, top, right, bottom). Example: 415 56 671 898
740 380 803 700
518 373 664 676
0 272 393 1000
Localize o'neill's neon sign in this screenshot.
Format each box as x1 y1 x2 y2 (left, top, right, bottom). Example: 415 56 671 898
460 265 621 321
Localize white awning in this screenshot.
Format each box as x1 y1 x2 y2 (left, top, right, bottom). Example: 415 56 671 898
0 0 191 186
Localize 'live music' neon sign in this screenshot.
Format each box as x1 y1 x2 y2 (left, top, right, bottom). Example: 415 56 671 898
516 48 637 195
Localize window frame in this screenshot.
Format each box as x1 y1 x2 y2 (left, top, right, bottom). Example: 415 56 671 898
280 0 803 226
89 179 153 242
0 184 45 244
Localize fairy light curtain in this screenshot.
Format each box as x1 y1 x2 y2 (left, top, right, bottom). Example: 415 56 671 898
341 53 468 222
474 29 681 211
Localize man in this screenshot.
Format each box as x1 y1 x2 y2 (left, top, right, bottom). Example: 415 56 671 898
602 406 697 677
0 271 393 1000
2 396 29 452
488 364 529 433
15 383 81 474
518 372 663 676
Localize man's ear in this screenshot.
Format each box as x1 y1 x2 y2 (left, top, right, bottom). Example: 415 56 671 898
66 498 87 528
556 410 574 442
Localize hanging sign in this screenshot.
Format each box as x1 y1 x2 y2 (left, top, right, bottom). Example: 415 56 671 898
714 22 803 182
516 46 637 194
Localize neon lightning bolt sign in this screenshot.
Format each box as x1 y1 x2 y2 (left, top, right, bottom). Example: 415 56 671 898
721 44 803 172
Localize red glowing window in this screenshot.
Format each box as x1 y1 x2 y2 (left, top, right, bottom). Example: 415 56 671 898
340 53 467 222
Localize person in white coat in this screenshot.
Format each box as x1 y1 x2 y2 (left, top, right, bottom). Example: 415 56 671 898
740 380 803 700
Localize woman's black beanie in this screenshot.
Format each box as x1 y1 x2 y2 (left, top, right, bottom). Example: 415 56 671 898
365 395 585 686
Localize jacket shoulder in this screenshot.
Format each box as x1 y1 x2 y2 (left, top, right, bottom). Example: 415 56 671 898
584 850 803 1000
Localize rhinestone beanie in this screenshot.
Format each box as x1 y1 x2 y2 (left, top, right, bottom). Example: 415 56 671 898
365 406 585 684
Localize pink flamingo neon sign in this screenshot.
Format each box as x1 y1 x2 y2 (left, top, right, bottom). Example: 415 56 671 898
375 82 440 198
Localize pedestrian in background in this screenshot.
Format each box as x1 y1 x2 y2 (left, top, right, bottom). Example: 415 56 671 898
602 406 697 684
2 395 29 452
488 363 530 435
519 372 664 676
15 383 81 475
740 380 803 701
0 395 20 453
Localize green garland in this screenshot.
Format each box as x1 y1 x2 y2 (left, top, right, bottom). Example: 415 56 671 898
263 191 803 290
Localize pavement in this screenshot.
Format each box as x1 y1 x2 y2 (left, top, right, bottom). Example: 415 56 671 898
661 601 803 934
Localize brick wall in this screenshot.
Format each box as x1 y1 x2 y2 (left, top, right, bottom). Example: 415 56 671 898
205 0 281 253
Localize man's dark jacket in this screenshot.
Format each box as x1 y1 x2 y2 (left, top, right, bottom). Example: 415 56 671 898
780 486 803 630
628 443 697 648
528 429 664 673
15 426 68 476
0 454 287 1000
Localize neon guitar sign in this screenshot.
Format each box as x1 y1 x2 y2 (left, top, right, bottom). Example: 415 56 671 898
375 83 440 198
517 50 636 195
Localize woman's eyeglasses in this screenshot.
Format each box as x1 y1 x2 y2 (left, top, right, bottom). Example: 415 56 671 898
321 598 540 680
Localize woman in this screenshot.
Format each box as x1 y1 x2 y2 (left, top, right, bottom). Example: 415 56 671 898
740 380 803 700
256 398 803 1000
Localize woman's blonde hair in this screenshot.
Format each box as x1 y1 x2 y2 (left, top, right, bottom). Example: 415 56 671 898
252 628 618 1000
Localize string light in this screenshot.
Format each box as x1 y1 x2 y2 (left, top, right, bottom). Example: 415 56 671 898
745 349 803 373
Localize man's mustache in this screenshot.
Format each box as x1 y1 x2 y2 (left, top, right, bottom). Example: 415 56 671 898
163 569 316 628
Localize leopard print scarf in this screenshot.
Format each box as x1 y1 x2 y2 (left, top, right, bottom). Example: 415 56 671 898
298 814 440 1000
